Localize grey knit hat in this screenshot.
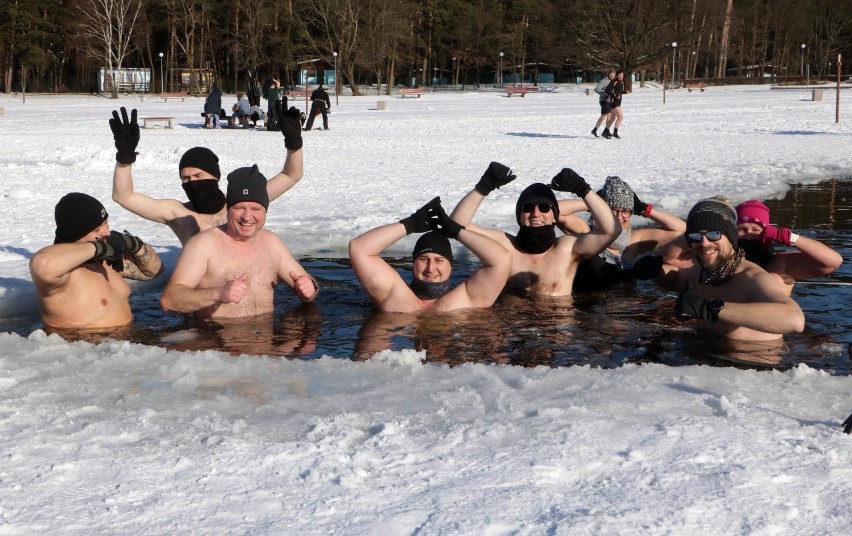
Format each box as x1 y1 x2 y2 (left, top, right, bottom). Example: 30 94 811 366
601 176 634 212
686 198 738 247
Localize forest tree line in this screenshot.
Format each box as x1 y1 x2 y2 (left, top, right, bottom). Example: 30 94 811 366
1 0 850 96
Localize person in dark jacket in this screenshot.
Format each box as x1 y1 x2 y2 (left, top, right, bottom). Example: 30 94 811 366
204 85 223 128
303 85 331 131
602 70 625 139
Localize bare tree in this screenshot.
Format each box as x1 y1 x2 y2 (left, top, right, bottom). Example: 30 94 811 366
78 0 145 98
294 0 362 95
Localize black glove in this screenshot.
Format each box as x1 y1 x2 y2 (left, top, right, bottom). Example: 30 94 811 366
400 197 441 235
108 230 144 255
474 162 516 195
109 107 140 164
629 255 663 280
429 202 465 239
676 287 714 321
843 412 852 434
91 240 124 272
633 193 652 217
276 102 303 150
550 168 592 198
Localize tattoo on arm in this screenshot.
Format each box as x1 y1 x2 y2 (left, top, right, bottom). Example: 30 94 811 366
121 245 163 280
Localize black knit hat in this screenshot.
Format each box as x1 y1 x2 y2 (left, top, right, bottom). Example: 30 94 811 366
226 164 269 209
412 231 453 264
54 192 108 244
179 147 221 179
686 198 738 248
516 183 560 224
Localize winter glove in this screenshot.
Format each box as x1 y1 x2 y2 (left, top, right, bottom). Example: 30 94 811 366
109 107 140 164
400 197 441 235
108 230 144 255
633 193 653 218
676 287 722 322
550 168 592 198
91 239 124 272
843 412 852 434
474 162 516 195
276 102 303 150
429 202 465 239
761 225 796 247
629 255 663 280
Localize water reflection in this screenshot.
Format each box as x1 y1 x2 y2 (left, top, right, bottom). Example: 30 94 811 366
4 179 851 375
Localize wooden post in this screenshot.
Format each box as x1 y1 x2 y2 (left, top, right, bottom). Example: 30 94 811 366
837 54 842 124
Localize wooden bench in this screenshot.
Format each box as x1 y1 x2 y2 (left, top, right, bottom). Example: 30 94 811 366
160 92 188 102
288 89 311 100
141 116 175 129
685 82 706 93
503 86 539 97
398 88 424 98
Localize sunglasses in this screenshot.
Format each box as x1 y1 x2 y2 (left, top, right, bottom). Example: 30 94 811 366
686 230 724 242
521 202 553 214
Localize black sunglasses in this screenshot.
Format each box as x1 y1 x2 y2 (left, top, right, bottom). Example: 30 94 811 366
686 230 724 242
521 202 553 214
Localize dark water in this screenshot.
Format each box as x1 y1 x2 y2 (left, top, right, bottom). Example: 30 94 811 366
2 180 850 373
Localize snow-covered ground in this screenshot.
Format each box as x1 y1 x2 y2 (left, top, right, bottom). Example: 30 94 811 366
0 84 850 534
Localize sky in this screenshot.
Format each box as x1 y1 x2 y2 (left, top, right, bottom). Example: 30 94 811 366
0 83 851 535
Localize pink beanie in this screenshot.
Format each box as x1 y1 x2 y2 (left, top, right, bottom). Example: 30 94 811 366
736 199 770 228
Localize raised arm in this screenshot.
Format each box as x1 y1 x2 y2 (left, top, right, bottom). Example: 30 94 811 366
450 162 516 228
110 108 183 224
550 168 620 260
629 192 686 251
29 242 106 293
761 225 843 280
267 104 305 202
556 198 592 235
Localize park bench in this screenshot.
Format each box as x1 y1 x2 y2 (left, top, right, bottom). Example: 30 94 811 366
288 89 311 100
685 82 706 93
398 88 424 98
160 91 188 102
503 86 539 97
141 117 174 128
141 116 175 129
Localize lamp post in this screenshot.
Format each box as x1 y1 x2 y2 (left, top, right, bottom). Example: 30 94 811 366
452 57 456 87
332 51 338 105
499 51 504 88
158 52 164 93
800 44 806 77
671 42 677 88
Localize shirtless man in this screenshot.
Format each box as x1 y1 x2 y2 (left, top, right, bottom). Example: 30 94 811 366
109 105 304 246
449 163 620 297
160 165 318 318
29 192 163 328
658 198 805 341
349 197 511 313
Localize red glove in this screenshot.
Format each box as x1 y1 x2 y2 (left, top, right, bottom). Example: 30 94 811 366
761 224 793 247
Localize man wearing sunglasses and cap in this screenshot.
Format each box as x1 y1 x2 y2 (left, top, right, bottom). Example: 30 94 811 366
449 163 620 297
109 103 304 246
29 192 163 328
349 197 511 313
653 198 804 341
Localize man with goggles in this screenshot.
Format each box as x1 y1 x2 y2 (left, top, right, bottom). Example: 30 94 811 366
449 163 620 297
651 198 804 341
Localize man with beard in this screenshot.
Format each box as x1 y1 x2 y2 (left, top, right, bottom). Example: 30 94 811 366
657 198 804 341
109 105 303 246
449 163 620 297
735 199 842 296
349 197 511 313
30 193 163 328
160 165 317 318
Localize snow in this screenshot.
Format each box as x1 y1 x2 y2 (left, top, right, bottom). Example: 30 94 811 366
1 84 851 534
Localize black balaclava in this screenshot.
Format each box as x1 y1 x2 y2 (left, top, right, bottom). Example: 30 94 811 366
179 147 225 214
514 183 559 254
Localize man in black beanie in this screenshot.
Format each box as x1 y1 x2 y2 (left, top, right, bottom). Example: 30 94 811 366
109 104 305 246
29 192 163 328
349 197 511 312
652 197 805 341
449 162 620 297
161 165 317 318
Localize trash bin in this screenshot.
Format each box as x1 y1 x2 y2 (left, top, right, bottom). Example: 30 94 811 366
377 100 386 110
812 89 823 101
585 88 593 96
